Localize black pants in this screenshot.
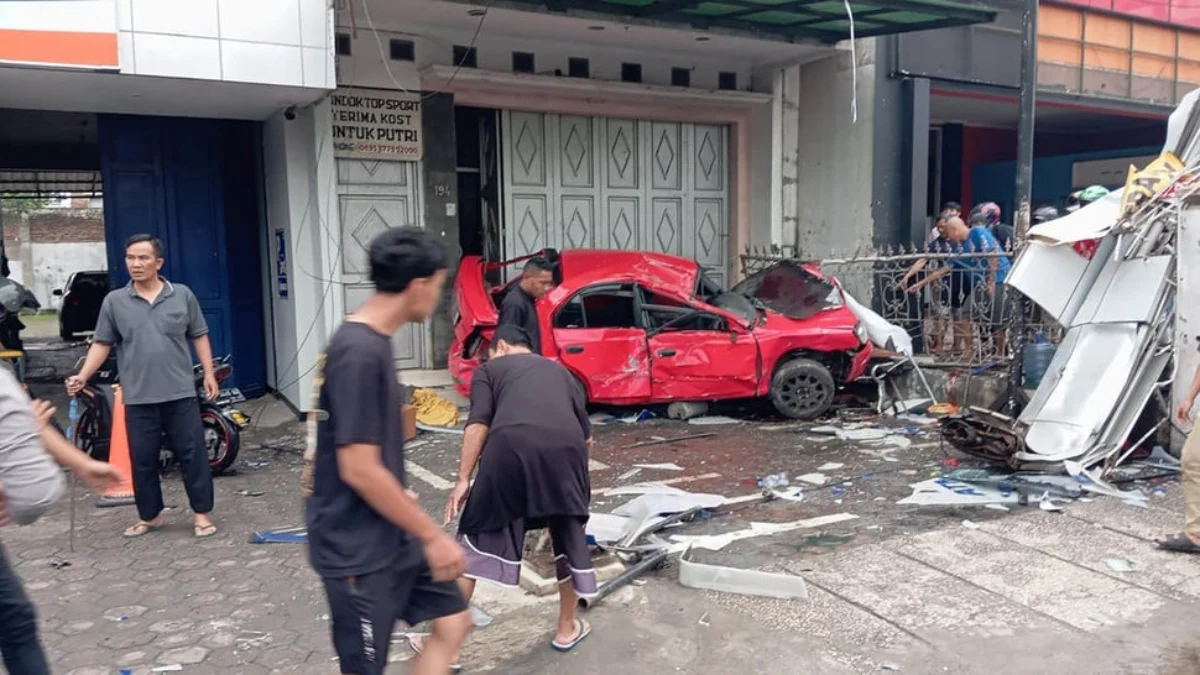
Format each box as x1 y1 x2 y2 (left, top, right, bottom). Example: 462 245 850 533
0 544 49 674
322 559 468 675
125 397 214 521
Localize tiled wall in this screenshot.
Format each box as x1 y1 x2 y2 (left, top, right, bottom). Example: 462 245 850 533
114 0 334 89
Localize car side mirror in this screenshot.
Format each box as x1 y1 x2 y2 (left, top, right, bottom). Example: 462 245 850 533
52 289 62 296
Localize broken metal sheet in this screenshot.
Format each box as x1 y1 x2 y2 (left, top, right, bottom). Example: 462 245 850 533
1009 235 1119 326
1065 460 1149 506
1006 240 1091 322
586 513 631 544
1172 204 1200 452
1079 347 1171 468
1071 255 1171 326
1165 87 1200 159
842 287 913 356
1026 188 1125 245
668 513 858 552
610 491 725 518
678 546 808 600
1018 324 1144 458
898 477 1020 506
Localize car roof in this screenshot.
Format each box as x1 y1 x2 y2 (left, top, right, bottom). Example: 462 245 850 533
556 249 699 295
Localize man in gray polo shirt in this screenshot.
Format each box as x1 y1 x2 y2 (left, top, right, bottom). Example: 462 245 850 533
66 234 219 538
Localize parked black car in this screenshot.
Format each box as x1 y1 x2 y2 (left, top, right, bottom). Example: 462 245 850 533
55 271 110 341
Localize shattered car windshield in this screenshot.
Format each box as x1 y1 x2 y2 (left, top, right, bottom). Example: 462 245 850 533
730 261 844 320
709 292 756 324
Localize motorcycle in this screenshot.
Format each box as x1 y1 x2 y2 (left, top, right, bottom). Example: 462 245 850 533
72 351 249 475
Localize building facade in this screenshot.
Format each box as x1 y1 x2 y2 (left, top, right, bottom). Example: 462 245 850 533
1 0 997 411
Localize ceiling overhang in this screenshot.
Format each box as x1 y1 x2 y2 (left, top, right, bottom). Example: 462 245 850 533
452 0 1000 44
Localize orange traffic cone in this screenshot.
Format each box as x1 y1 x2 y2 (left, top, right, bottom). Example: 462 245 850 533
96 387 136 508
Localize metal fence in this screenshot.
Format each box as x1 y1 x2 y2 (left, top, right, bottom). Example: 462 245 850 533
741 244 1060 367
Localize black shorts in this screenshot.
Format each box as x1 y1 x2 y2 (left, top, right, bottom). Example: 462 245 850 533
322 558 469 675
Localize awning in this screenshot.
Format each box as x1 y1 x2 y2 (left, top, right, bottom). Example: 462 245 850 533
477 0 999 43
0 171 102 198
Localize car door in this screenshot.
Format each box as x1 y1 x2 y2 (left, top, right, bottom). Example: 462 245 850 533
642 287 760 401
550 283 651 405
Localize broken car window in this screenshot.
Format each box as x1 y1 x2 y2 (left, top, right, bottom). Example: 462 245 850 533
730 261 843 320
695 270 723 303
553 284 639 330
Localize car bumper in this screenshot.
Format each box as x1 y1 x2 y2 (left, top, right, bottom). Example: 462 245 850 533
846 342 873 382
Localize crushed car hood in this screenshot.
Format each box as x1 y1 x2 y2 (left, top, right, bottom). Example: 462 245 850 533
731 260 845 321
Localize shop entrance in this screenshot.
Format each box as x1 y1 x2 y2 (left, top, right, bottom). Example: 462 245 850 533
0 109 267 394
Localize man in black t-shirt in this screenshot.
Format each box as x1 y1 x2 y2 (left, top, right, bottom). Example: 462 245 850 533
498 255 555 354
303 226 470 675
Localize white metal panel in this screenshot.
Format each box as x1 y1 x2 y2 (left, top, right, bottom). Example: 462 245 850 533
336 158 427 369
1173 202 1200 452
502 111 730 287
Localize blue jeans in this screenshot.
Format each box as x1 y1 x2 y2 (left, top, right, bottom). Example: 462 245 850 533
0 543 49 674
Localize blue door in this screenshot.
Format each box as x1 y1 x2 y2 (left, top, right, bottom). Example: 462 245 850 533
99 115 266 395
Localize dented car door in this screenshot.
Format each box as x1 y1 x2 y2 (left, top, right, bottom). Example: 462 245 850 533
550 283 651 405
641 287 760 401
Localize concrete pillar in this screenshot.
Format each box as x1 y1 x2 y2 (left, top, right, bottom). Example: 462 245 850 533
793 42 877 259
18 212 31 288
420 92 461 369
779 66 801 251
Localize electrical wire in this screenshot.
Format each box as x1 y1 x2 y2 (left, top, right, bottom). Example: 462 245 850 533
358 0 493 100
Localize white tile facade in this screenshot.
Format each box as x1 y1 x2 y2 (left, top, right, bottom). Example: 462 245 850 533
111 0 331 89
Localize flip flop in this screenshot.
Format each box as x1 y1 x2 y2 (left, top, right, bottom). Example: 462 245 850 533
1155 533 1200 554
550 618 591 652
405 634 462 672
122 521 163 538
194 523 218 538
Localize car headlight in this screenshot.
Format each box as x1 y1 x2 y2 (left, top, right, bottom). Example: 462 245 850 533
854 323 868 344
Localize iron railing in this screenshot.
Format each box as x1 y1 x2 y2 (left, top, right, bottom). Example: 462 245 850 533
741 243 1060 367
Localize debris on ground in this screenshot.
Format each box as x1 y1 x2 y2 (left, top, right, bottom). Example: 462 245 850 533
678 546 808 600
687 415 740 426
667 401 710 420
940 92 1200 488
1104 557 1137 573
623 433 716 449
411 388 460 427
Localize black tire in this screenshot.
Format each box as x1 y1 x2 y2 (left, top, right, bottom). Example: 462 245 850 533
200 405 240 475
72 403 108 462
769 357 836 420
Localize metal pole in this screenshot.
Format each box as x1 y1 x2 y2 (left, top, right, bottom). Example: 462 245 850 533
1009 0 1039 413
578 548 669 609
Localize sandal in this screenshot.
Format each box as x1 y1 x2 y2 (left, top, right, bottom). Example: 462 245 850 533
122 521 163 538
1155 533 1200 554
194 523 218 538
405 634 462 672
551 618 591 652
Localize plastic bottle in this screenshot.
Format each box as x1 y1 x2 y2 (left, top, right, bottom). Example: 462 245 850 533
67 398 79 442
1023 331 1056 389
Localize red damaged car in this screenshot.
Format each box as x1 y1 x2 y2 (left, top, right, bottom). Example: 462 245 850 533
450 249 872 419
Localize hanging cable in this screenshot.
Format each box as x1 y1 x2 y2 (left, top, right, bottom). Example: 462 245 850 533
359 0 494 99
843 0 858 124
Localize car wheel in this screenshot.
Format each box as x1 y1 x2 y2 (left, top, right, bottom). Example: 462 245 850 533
770 358 836 420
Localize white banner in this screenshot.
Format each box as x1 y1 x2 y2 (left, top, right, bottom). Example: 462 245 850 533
330 89 423 162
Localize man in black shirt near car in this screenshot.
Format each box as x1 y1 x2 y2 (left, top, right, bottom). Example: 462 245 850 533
498 256 555 355
303 226 471 675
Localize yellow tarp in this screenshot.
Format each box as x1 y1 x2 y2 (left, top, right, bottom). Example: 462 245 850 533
411 388 460 427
